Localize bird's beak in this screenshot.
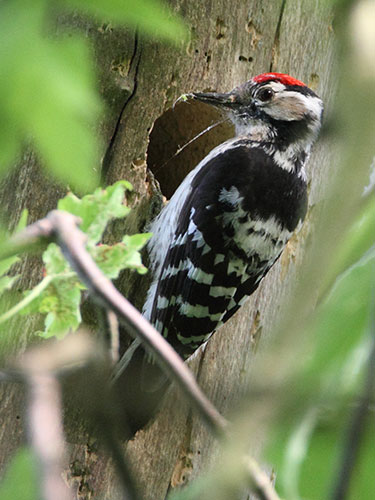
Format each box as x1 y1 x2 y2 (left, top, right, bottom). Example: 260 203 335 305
184 91 239 110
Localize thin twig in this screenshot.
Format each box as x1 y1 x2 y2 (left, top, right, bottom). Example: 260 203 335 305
107 310 120 364
111 338 141 383
98 415 140 500
245 457 279 500
0 275 62 325
0 216 54 261
95 305 121 364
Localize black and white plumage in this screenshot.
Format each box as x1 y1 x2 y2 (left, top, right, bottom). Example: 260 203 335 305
119 73 323 433
143 72 323 360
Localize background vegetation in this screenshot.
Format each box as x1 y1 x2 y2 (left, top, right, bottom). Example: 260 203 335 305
0 0 374 499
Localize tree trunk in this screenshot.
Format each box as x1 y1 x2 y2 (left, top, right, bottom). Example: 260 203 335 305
0 1 336 498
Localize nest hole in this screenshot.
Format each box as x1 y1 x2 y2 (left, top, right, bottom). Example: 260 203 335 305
147 101 234 199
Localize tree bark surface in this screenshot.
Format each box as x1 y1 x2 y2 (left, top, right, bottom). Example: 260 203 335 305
0 1 336 499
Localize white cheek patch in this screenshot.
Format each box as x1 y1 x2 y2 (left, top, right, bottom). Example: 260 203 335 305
302 94 323 121
264 91 323 122
267 95 306 121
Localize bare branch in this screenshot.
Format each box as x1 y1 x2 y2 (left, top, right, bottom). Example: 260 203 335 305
245 457 279 500
28 373 72 500
46 210 228 437
48 210 281 499
20 345 73 500
2 210 281 500
19 334 141 500
0 210 226 435
1 213 226 436
0 216 56 261
0 369 24 383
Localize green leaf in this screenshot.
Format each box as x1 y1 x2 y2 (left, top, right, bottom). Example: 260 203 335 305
14 209 28 233
297 408 344 500
0 448 39 500
267 250 374 499
0 1 101 190
0 256 19 277
63 0 188 43
10 181 147 339
348 419 375 500
305 249 374 385
58 181 131 244
91 244 128 278
122 232 152 250
28 38 102 191
0 0 186 187
39 278 82 339
322 196 375 292
19 273 82 339
0 275 19 295
281 409 319 500
43 244 70 275
91 238 150 278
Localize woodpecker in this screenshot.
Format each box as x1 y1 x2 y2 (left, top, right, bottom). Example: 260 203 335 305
119 73 323 433
143 72 323 358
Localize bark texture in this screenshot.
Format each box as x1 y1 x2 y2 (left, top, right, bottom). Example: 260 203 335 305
0 0 337 498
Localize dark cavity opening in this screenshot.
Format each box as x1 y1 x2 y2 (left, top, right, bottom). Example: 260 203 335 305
147 101 234 199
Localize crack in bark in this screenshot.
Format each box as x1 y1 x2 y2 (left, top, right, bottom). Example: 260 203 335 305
101 32 142 184
270 0 287 72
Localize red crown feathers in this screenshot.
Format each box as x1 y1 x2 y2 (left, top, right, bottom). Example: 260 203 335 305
253 73 306 87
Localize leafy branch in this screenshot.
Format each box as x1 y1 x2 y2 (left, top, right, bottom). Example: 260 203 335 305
0 181 151 338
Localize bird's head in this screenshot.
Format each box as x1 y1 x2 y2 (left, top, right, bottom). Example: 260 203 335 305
186 73 324 149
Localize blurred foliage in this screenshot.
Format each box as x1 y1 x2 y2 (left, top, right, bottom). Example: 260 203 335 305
0 0 374 499
0 448 39 500
0 0 186 191
268 241 374 499
63 0 187 40
0 210 28 295
322 195 375 293
0 181 151 338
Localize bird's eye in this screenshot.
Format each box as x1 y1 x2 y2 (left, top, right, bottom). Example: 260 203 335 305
257 88 274 102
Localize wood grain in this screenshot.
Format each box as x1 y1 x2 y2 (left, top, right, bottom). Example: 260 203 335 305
0 1 336 498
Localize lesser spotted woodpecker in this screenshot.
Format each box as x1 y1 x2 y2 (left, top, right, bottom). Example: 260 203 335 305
120 73 323 433
143 72 323 359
